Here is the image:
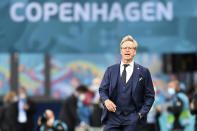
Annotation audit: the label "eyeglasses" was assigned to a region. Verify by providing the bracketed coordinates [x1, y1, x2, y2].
[121, 47, 136, 50]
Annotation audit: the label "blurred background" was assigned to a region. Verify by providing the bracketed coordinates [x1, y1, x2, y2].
[0, 0, 197, 131]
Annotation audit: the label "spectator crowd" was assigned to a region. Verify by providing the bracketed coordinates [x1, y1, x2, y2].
[0, 76, 197, 131]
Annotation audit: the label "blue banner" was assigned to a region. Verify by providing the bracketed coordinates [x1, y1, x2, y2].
[0, 0, 196, 53]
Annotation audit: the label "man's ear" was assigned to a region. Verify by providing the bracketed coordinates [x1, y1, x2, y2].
[134, 50, 136, 56]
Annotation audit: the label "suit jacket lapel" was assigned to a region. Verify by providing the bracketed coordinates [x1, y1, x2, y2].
[111, 63, 120, 92]
[132, 62, 140, 96]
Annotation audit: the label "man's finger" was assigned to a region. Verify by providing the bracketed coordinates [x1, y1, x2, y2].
[111, 103, 116, 111]
[109, 105, 114, 111]
[105, 100, 116, 112]
[107, 105, 112, 111]
[112, 106, 116, 112]
[108, 105, 114, 112]
[108, 107, 113, 112]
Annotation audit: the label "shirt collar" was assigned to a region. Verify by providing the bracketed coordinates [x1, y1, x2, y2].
[121, 60, 134, 68]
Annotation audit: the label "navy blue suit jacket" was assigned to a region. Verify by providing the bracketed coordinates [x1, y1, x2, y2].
[99, 62, 155, 124]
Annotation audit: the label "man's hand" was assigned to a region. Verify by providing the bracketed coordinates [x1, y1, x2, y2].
[138, 113, 143, 119]
[190, 101, 195, 109]
[46, 119, 54, 127]
[37, 117, 42, 126]
[104, 99, 116, 112]
[24, 104, 29, 110]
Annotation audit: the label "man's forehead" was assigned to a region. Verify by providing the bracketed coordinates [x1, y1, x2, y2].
[169, 82, 175, 86]
[121, 41, 134, 46]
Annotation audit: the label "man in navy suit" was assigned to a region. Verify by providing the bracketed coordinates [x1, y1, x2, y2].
[99, 35, 155, 131]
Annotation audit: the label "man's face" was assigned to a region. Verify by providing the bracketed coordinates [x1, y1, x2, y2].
[45, 110, 54, 119]
[18, 88, 27, 99]
[19, 88, 26, 95]
[168, 82, 175, 89]
[120, 41, 136, 61]
[168, 81, 176, 95]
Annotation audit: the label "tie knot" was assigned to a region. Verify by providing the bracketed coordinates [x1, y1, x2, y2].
[123, 64, 129, 69]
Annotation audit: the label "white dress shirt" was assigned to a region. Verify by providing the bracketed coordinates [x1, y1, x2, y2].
[18, 99, 27, 123]
[120, 60, 134, 83]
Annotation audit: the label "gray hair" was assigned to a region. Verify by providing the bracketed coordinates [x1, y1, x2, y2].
[120, 35, 138, 49]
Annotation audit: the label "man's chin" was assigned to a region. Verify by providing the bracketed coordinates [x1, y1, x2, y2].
[123, 57, 132, 61]
[125, 56, 132, 59]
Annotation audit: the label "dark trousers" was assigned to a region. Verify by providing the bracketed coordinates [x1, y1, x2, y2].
[104, 124, 139, 131]
[17, 123, 32, 131]
[103, 112, 140, 131]
[140, 123, 155, 131]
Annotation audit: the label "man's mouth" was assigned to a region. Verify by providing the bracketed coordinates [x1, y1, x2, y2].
[125, 54, 130, 56]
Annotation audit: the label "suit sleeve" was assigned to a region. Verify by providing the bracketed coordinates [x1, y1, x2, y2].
[59, 96, 80, 130]
[99, 67, 110, 104]
[139, 68, 155, 116]
[26, 99, 37, 114]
